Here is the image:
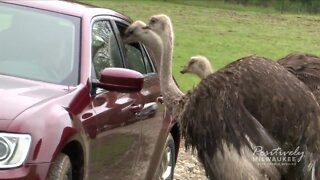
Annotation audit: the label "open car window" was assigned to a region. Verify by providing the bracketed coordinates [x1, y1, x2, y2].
[115, 22, 155, 75]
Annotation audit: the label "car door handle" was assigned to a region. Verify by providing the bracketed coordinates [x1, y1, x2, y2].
[130, 104, 143, 113]
[156, 96, 164, 104]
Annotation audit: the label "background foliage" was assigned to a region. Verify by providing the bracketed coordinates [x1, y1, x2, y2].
[222, 0, 320, 13]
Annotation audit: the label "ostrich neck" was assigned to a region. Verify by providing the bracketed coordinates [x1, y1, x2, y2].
[202, 66, 213, 79]
[160, 33, 184, 111]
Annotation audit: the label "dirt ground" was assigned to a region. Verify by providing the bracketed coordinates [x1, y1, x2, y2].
[173, 140, 207, 180]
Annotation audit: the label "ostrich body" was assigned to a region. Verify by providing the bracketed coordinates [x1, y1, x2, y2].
[181, 56, 320, 179]
[278, 52, 320, 103]
[124, 15, 320, 179]
[180, 55, 214, 79]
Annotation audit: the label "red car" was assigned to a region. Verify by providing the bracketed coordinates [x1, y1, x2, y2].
[0, 1, 180, 179]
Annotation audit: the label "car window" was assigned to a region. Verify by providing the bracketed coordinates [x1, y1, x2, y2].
[116, 23, 155, 75]
[142, 46, 154, 73]
[91, 20, 123, 79]
[0, 3, 80, 85]
[125, 44, 147, 74]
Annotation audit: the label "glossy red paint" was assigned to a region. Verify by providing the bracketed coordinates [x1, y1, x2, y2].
[97, 68, 144, 93]
[0, 1, 180, 180]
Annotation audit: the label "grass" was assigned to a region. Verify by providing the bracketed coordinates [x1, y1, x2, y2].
[81, 0, 320, 92]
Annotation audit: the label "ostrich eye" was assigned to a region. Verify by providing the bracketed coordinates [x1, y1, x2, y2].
[189, 59, 196, 66]
[150, 18, 157, 24]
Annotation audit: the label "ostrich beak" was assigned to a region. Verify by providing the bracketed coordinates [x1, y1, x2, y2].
[142, 25, 151, 29]
[180, 66, 188, 74]
[180, 70, 187, 74]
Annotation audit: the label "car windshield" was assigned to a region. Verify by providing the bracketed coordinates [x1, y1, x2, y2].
[0, 3, 80, 85]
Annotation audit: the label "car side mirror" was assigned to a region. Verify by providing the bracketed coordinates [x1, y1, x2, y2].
[93, 68, 144, 93]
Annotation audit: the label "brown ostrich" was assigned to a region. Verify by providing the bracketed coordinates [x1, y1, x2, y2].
[180, 55, 214, 79]
[277, 52, 320, 103]
[124, 15, 320, 179]
[181, 52, 320, 103]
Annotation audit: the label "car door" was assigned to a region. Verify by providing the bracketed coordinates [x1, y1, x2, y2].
[114, 21, 173, 179]
[84, 18, 143, 179]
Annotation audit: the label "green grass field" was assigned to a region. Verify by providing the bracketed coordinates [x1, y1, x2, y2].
[81, 0, 320, 92]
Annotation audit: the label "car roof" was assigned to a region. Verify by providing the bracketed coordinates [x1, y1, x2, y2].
[1, 0, 132, 23]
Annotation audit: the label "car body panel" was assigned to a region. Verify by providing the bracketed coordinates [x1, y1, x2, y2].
[0, 75, 68, 120]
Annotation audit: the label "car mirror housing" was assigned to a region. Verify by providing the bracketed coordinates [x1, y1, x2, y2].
[93, 68, 144, 93]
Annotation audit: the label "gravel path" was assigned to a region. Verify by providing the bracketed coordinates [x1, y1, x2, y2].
[174, 140, 208, 180]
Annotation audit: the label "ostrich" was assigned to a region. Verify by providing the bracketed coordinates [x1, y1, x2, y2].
[180, 55, 214, 79]
[277, 52, 320, 103]
[179, 53, 320, 100]
[124, 16, 320, 179]
[123, 18, 184, 107]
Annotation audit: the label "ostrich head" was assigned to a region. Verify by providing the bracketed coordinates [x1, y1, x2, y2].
[180, 55, 214, 79]
[122, 20, 163, 71]
[123, 20, 148, 44]
[146, 14, 173, 42]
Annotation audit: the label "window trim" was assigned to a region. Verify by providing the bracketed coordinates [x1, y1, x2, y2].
[140, 44, 156, 73]
[110, 19, 128, 68]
